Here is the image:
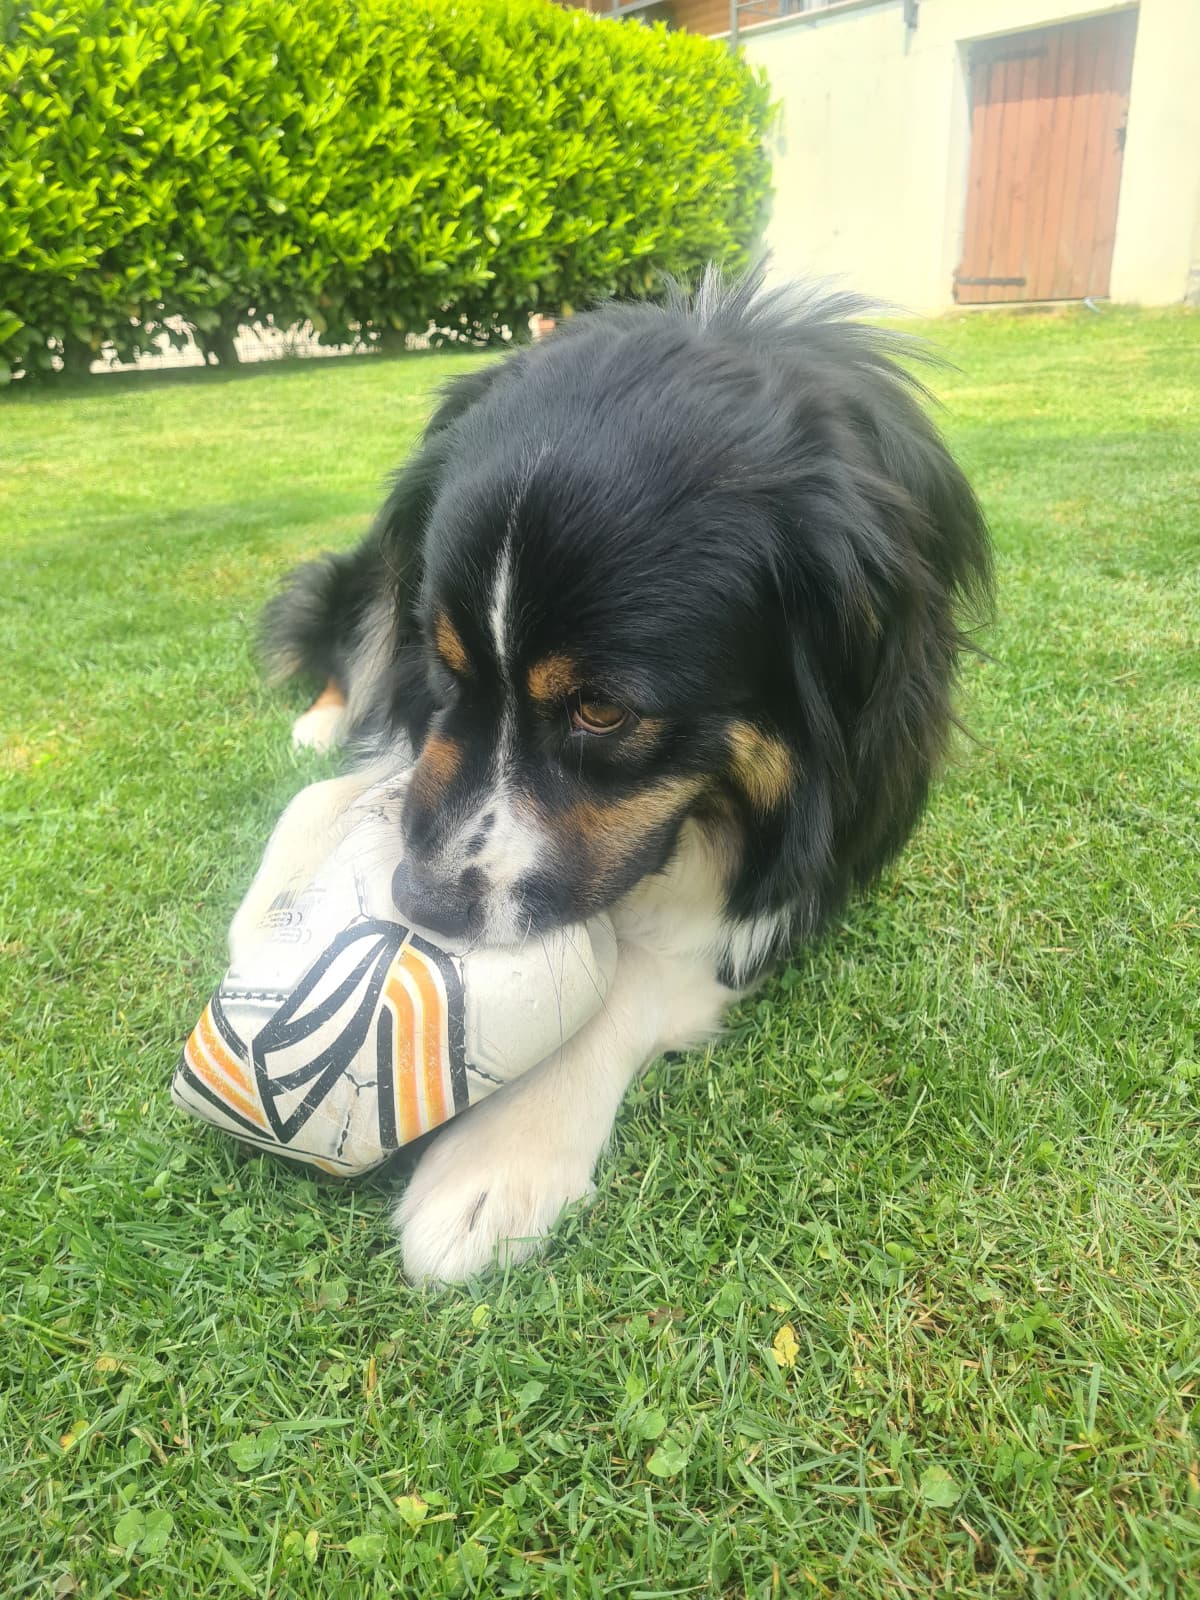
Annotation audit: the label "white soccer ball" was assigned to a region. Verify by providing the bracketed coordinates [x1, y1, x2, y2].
[173, 775, 615, 1175]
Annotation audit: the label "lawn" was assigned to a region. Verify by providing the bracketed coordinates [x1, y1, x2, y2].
[1, 306, 1198, 1599]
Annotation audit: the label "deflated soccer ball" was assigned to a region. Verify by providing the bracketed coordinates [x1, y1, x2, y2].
[173, 776, 616, 1175]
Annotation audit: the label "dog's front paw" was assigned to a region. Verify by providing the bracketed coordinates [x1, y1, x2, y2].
[394, 1092, 596, 1285]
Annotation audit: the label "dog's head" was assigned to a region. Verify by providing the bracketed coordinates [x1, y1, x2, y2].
[378, 274, 990, 957]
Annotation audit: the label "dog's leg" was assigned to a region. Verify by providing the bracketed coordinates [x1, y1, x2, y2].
[227, 770, 380, 962]
[290, 679, 347, 753]
[395, 936, 734, 1284]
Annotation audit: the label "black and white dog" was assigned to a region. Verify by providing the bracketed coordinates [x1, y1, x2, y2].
[248, 270, 991, 1283]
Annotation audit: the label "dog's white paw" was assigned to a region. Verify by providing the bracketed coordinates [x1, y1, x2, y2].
[290, 703, 343, 753]
[394, 1092, 596, 1285]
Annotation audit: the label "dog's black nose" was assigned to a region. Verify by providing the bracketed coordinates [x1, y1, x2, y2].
[391, 860, 483, 939]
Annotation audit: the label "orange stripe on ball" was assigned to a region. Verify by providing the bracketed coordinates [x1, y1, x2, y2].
[382, 966, 422, 1144]
[196, 1004, 253, 1093]
[399, 946, 449, 1129]
[188, 1007, 267, 1129]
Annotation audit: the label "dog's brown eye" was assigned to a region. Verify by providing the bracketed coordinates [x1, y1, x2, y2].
[569, 692, 628, 735]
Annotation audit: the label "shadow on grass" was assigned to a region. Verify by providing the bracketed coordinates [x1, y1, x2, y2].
[2, 340, 500, 403]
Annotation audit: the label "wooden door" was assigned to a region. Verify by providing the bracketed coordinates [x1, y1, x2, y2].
[955, 9, 1138, 304]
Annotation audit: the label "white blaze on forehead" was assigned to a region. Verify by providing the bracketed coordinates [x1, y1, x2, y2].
[485, 529, 520, 810]
[487, 534, 515, 679]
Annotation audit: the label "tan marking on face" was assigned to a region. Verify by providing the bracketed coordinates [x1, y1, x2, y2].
[434, 611, 470, 676]
[309, 679, 346, 712]
[727, 722, 793, 812]
[413, 732, 463, 806]
[526, 653, 579, 703]
[555, 775, 704, 884]
[693, 788, 746, 883]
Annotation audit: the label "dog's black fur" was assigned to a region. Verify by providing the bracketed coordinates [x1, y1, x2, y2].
[264, 270, 991, 983]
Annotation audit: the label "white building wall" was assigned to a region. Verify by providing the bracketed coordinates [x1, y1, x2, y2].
[1107, 0, 1200, 304]
[738, 0, 1200, 311]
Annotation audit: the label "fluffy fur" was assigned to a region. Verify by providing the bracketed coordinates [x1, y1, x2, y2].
[257, 269, 992, 1282]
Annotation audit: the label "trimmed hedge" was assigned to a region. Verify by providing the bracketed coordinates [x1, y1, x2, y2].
[0, 0, 772, 377]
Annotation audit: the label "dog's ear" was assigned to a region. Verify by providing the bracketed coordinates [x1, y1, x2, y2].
[733, 393, 991, 944]
[834, 401, 992, 881]
[260, 359, 517, 737]
[354, 359, 522, 741]
[374, 358, 514, 555]
[424, 360, 513, 438]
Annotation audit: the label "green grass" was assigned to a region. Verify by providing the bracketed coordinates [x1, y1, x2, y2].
[2, 307, 1198, 1598]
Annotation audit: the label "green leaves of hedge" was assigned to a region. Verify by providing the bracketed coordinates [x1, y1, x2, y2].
[0, 0, 772, 377]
